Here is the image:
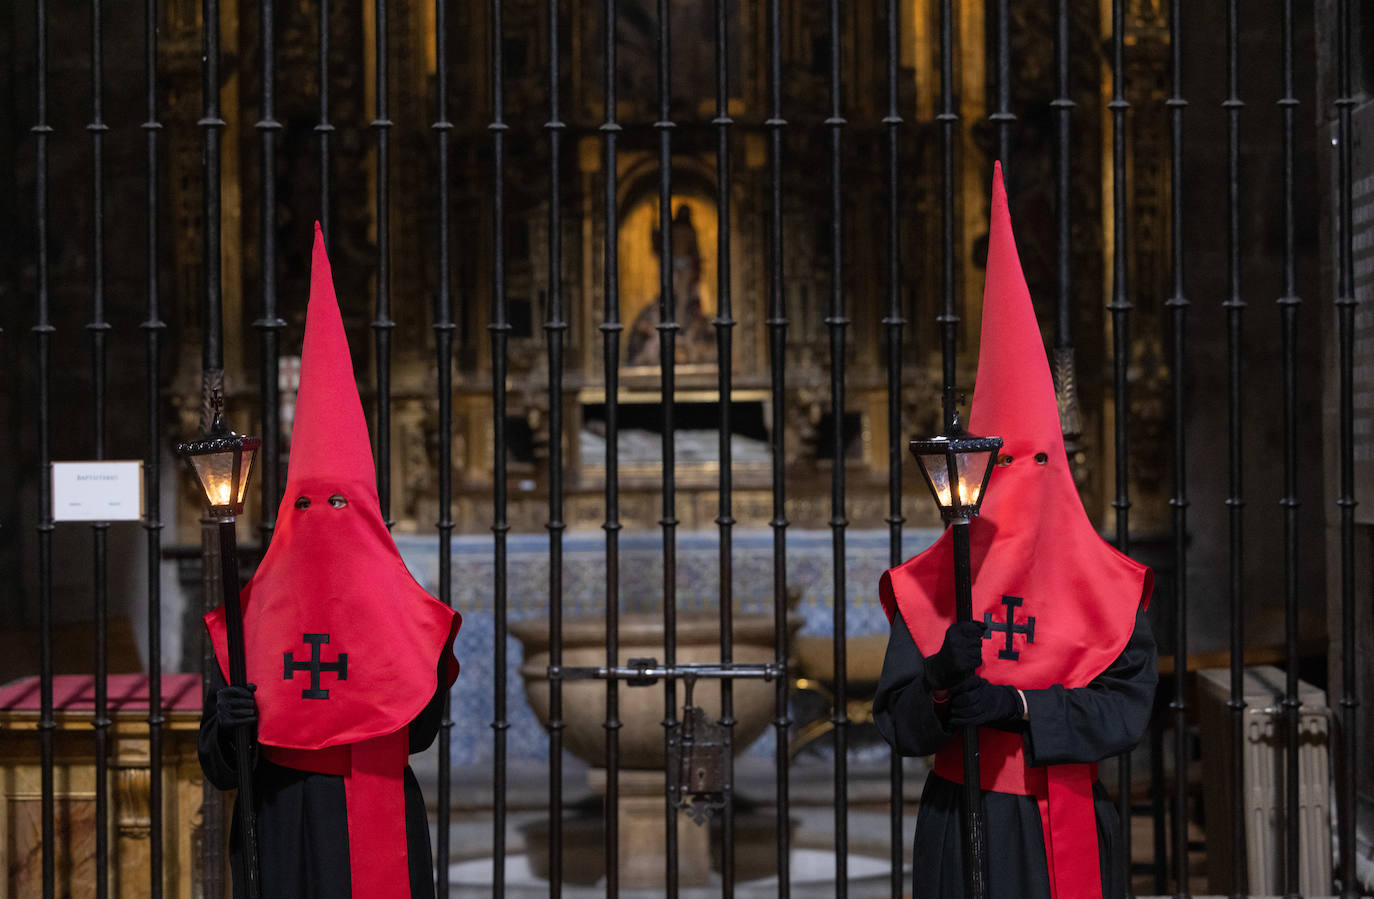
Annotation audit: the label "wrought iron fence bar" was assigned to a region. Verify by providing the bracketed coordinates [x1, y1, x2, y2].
[372, 0, 393, 528]
[317, 0, 332, 240]
[712, 0, 737, 891]
[1107, 2, 1134, 891]
[1149, 712, 1167, 892]
[1052, 0, 1072, 354]
[87, 1, 111, 894]
[432, 0, 454, 891]
[199, 0, 228, 891]
[764, 0, 790, 891]
[1222, 5, 1247, 895]
[882, 0, 905, 893]
[824, 0, 849, 892]
[544, 0, 567, 889]
[1276, 4, 1302, 896]
[1334, 2, 1359, 895]
[555, 664, 784, 682]
[489, 1, 510, 894]
[256, 0, 284, 549]
[201, 0, 224, 378]
[938, 0, 957, 422]
[32, 0, 55, 893]
[1146, 15, 1167, 884]
[991, 0, 1012, 177]
[600, 0, 623, 891]
[141, 0, 166, 889]
[653, 0, 680, 889]
[1164, 1, 1190, 894]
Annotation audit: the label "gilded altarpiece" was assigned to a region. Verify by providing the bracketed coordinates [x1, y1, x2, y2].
[157, 0, 1173, 543]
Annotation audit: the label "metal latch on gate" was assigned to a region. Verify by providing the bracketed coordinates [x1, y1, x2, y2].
[669, 675, 729, 825]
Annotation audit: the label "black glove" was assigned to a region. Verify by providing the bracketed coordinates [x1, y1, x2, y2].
[948, 675, 1023, 730]
[923, 621, 987, 691]
[214, 683, 258, 732]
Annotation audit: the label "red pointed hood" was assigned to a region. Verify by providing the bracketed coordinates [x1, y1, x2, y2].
[968, 163, 1066, 470]
[283, 224, 381, 511]
[206, 224, 459, 751]
[881, 164, 1151, 691]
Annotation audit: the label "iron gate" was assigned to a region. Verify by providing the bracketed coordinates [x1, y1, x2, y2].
[6, 0, 1369, 897]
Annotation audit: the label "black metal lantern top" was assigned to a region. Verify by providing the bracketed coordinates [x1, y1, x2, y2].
[909, 409, 1003, 524]
[177, 392, 261, 519]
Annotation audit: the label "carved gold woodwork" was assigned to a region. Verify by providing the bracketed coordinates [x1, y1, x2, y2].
[0, 688, 219, 899]
[155, 0, 1171, 540]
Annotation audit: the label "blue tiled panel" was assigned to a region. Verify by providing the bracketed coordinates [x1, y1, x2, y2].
[395, 528, 942, 764]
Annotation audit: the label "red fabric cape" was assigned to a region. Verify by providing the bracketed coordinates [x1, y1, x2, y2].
[880, 165, 1151, 899]
[206, 224, 459, 898]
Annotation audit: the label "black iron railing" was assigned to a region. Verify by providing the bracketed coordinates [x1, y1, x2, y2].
[1334, 3, 1361, 898]
[764, 5, 793, 898]
[32, 0, 55, 894]
[825, 1, 849, 894]
[1278, 4, 1303, 898]
[12, 2, 1367, 898]
[141, 0, 166, 891]
[1166, 2, 1192, 896]
[713, 0, 738, 892]
[1223, 5, 1247, 896]
[600, 4, 623, 896]
[433, 0, 456, 893]
[198, 0, 229, 894]
[87, 3, 111, 897]
[1107, 2, 1134, 890]
[882, 2, 905, 896]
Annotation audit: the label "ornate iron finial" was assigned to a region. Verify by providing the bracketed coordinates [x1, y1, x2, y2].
[209, 387, 226, 434]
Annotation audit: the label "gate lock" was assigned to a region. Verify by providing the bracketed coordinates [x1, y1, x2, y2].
[668, 675, 729, 825]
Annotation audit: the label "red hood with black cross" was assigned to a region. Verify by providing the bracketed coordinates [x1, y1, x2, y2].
[881, 162, 1151, 691]
[206, 223, 460, 751]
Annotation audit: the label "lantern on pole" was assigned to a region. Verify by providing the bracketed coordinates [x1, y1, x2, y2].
[179, 394, 260, 518]
[177, 390, 263, 899]
[909, 408, 1002, 525]
[910, 404, 1002, 899]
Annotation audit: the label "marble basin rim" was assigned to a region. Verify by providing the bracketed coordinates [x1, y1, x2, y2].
[511, 611, 797, 770]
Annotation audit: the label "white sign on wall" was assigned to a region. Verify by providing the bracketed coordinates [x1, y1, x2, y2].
[52, 461, 144, 522]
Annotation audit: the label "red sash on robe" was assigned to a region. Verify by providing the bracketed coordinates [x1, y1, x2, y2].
[264, 733, 412, 899]
[932, 732, 1101, 899]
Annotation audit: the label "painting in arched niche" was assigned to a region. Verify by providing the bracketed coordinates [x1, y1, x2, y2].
[619, 193, 720, 369]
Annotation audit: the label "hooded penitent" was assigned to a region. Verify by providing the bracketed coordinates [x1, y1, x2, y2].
[206, 224, 460, 899]
[880, 164, 1151, 899]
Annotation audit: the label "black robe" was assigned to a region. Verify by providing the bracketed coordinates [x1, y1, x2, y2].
[199, 659, 447, 899]
[873, 607, 1157, 899]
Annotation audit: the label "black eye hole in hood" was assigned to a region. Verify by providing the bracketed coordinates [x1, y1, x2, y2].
[329, 494, 348, 509]
[295, 496, 311, 509]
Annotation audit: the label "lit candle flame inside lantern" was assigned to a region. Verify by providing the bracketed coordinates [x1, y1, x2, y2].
[933, 478, 975, 507]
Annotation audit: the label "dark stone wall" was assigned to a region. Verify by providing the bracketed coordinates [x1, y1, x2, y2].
[1315, 0, 1374, 836]
[2, 0, 166, 665]
[1171, 1, 1329, 659]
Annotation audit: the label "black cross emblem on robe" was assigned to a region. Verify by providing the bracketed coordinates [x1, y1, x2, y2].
[283, 633, 348, 699]
[983, 595, 1035, 661]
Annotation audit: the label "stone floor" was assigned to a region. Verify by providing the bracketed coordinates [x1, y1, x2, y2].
[416, 751, 1227, 898]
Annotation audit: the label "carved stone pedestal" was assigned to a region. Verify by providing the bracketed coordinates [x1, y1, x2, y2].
[587, 767, 712, 889]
